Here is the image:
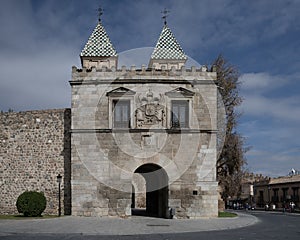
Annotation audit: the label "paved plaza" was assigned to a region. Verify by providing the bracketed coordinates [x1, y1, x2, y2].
[0, 212, 258, 236]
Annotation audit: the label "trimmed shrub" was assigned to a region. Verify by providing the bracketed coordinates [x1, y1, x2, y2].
[16, 191, 47, 217]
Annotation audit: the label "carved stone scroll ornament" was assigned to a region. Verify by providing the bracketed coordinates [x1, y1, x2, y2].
[135, 90, 165, 128]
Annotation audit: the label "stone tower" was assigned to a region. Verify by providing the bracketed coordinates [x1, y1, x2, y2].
[70, 17, 218, 218]
[149, 23, 187, 70]
[80, 19, 118, 69]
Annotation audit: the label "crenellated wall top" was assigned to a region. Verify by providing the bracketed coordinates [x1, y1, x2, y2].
[71, 65, 217, 83]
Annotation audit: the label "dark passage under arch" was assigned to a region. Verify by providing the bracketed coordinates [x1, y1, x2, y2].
[132, 163, 169, 218]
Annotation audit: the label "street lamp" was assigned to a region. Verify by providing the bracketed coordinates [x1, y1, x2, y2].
[268, 186, 271, 204]
[56, 174, 62, 217]
[249, 184, 254, 209]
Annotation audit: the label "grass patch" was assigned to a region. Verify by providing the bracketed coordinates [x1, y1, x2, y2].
[0, 215, 59, 220]
[218, 212, 237, 218]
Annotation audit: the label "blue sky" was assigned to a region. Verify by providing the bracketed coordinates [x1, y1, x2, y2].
[0, 0, 299, 177]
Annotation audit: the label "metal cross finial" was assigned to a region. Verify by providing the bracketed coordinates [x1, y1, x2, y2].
[98, 6, 104, 22]
[161, 8, 170, 25]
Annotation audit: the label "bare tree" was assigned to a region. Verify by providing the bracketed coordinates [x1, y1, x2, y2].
[213, 55, 247, 201]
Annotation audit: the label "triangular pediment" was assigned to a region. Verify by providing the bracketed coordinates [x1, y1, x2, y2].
[165, 87, 194, 97]
[106, 87, 136, 97]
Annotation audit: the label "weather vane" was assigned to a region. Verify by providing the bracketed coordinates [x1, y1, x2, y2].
[161, 8, 170, 25]
[98, 6, 104, 22]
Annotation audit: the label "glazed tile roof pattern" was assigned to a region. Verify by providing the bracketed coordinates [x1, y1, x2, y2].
[151, 25, 187, 60]
[80, 21, 117, 57]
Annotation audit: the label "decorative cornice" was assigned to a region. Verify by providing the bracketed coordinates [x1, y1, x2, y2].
[70, 128, 217, 134]
[69, 79, 217, 86]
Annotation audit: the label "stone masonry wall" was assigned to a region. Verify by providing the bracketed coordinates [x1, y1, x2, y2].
[71, 66, 218, 218]
[0, 109, 71, 215]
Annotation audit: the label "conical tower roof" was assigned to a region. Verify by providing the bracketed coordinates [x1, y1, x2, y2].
[151, 24, 187, 60]
[80, 21, 117, 57]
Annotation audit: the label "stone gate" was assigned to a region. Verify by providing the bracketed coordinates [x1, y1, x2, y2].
[70, 18, 218, 218]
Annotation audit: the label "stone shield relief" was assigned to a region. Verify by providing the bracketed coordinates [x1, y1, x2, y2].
[135, 89, 166, 129]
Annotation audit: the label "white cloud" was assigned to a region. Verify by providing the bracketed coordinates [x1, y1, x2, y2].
[241, 94, 300, 122]
[0, 49, 75, 111]
[240, 73, 277, 90]
[169, 0, 300, 50]
[246, 148, 300, 177]
[239, 71, 300, 176]
[240, 72, 292, 91]
[240, 72, 300, 122]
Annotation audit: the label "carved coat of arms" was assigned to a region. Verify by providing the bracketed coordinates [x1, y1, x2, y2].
[135, 90, 165, 128]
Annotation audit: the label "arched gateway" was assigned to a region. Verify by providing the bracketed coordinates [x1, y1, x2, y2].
[132, 164, 168, 218]
[70, 13, 219, 218]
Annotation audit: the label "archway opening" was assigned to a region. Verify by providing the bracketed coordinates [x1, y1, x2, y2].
[132, 163, 169, 218]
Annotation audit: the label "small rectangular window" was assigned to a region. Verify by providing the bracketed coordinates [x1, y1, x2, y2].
[113, 100, 130, 128]
[171, 100, 189, 128]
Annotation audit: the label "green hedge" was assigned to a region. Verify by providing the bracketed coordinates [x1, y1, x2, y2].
[16, 191, 47, 217]
[218, 211, 237, 217]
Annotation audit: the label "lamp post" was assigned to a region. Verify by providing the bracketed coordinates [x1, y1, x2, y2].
[56, 174, 62, 217]
[268, 185, 271, 205]
[250, 184, 254, 209]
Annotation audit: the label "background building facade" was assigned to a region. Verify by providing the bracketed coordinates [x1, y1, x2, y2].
[254, 174, 300, 209]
